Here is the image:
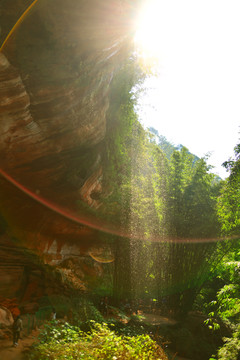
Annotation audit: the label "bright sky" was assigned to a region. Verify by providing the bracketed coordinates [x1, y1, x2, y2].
[135, 0, 240, 179]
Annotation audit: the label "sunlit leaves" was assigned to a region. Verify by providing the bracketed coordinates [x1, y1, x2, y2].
[27, 321, 168, 360]
[218, 142, 240, 236]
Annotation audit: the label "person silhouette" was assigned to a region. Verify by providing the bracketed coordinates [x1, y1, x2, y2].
[12, 315, 23, 347]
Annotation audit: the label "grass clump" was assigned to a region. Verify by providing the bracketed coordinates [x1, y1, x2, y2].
[27, 321, 167, 360]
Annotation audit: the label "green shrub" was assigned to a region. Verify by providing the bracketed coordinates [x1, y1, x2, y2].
[26, 321, 167, 360]
[217, 324, 240, 360]
[72, 298, 104, 325]
[37, 321, 82, 344]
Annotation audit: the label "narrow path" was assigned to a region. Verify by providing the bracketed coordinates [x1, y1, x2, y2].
[167, 350, 191, 360]
[142, 312, 178, 326]
[141, 313, 191, 360]
[0, 329, 39, 360]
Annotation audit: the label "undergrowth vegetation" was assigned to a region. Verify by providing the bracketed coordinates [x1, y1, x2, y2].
[27, 321, 168, 360]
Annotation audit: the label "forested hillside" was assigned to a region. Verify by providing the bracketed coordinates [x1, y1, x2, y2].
[148, 126, 200, 162]
[101, 56, 220, 241]
[96, 55, 240, 359]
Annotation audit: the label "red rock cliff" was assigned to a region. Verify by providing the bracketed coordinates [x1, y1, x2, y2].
[0, 0, 139, 306]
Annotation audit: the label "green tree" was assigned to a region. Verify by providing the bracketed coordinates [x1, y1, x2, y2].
[217, 142, 240, 236]
[182, 158, 220, 239]
[201, 240, 240, 360]
[167, 147, 195, 237]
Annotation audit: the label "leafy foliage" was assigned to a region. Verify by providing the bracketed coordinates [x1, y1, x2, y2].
[199, 141, 240, 359]
[217, 142, 240, 235]
[102, 56, 222, 310]
[27, 321, 167, 360]
[194, 238, 240, 359]
[217, 324, 240, 360]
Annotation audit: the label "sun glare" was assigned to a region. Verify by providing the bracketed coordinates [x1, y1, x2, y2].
[134, 0, 166, 61]
[134, 0, 240, 179]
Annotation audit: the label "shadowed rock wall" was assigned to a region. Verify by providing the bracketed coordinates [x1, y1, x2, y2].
[0, 0, 139, 305]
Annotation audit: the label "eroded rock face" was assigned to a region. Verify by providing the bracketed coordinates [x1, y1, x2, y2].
[0, 0, 133, 203]
[0, 306, 14, 327]
[0, 0, 137, 306]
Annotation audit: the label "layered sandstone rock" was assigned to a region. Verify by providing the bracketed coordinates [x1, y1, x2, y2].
[0, 0, 137, 306]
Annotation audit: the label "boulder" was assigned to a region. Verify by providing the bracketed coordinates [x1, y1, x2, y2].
[0, 306, 13, 327]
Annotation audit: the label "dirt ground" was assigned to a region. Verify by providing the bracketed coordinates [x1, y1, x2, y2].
[0, 329, 39, 360]
[142, 312, 178, 326]
[141, 313, 190, 360]
[167, 350, 191, 360]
